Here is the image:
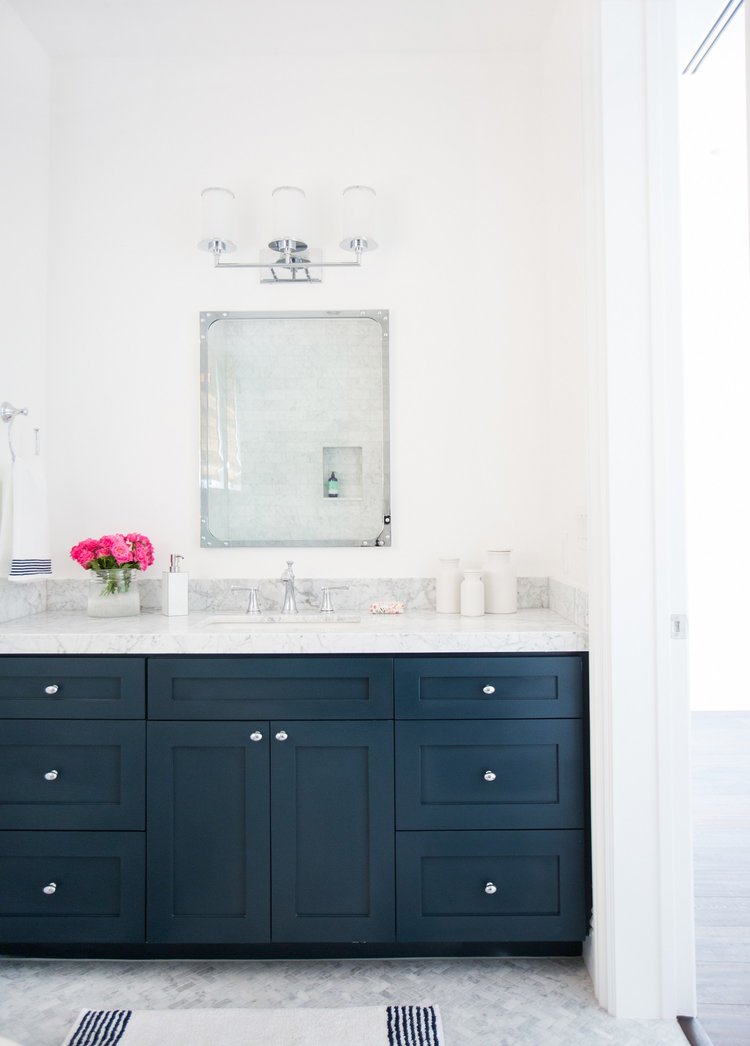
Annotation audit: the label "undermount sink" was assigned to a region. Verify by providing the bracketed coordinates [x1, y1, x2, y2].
[200, 613, 361, 628]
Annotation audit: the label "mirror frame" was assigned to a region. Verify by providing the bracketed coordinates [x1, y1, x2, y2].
[200, 309, 391, 548]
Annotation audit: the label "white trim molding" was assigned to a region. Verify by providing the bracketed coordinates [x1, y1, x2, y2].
[585, 0, 695, 1019]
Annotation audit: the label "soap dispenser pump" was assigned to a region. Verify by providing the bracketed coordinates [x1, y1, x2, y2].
[162, 554, 189, 616]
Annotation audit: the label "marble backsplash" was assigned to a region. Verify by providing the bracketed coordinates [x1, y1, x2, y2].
[44, 575, 550, 614]
[0, 580, 46, 624]
[0, 574, 586, 625]
[549, 578, 589, 630]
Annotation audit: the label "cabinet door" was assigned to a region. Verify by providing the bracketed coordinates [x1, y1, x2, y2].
[148, 657, 393, 720]
[147, 722, 270, 943]
[271, 721, 394, 942]
[396, 830, 587, 942]
[0, 831, 144, 943]
[0, 720, 145, 830]
[0, 657, 145, 719]
[395, 719, 584, 830]
[395, 656, 584, 719]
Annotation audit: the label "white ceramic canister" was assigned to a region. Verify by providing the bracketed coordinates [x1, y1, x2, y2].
[436, 557, 461, 613]
[460, 569, 485, 617]
[484, 549, 517, 614]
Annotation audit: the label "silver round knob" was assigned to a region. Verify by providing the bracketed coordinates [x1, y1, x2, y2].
[483, 770, 496, 782]
[275, 731, 288, 742]
[485, 882, 497, 895]
[249, 731, 263, 742]
[43, 882, 57, 895]
[44, 770, 59, 781]
[482, 685, 496, 695]
[44, 684, 59, 695]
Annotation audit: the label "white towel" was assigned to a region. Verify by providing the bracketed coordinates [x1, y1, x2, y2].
[7, 455, 52, 580]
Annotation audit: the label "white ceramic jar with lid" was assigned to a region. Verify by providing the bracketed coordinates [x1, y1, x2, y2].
[483, 549, 517, 614]
[460, 569, 485, 617]
[436, 557, 461, 613]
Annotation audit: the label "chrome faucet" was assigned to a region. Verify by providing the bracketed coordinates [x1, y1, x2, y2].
[281, 560, 298, 614]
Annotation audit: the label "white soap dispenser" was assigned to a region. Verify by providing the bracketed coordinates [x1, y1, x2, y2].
[162, 554, 189, 616]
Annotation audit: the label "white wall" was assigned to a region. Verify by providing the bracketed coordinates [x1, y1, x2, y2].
[0, 0, 49, 572]
[538, 1, 590, 589]
[44, 42, 588, 581]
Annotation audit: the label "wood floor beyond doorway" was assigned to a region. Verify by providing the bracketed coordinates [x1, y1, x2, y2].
[692, 711, 750, 1046]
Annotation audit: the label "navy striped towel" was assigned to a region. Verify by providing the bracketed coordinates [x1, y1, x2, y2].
[7, 455, 52, 580]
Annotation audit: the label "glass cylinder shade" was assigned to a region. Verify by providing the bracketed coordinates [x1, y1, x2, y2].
[341, 185, 377, 251]
[269, 186, 308, 251]
[198, 187, 237, 252]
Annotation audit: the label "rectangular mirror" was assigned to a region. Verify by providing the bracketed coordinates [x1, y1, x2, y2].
[200, 310, 391, 547]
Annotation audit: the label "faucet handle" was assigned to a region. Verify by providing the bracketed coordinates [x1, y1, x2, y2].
[230, 585, 262, 614]
[320, 585, 349, 613]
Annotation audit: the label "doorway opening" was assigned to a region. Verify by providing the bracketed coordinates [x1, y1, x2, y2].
[680, 3, 750, 1042]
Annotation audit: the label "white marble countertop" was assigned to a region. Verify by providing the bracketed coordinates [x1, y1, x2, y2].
[0, 608, 587, 655]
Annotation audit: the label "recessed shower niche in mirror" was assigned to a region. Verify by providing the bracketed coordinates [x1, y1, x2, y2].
[200, 310, 390, 547]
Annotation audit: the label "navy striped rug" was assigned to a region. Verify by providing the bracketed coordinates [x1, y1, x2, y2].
[62, 1005, 443, 1045]
[66, 1009, 131, 1045]
[387, 1005, 441, 1044]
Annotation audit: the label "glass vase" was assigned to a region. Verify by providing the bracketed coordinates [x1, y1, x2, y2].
[87, 568, 141, 618]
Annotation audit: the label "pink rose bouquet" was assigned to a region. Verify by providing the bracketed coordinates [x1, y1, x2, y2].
[70, 532, 155, 595]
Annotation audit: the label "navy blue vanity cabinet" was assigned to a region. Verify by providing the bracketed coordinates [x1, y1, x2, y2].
[147, 719, 393, 944]
[0, 651, 588, 952]
[394, 654, 588, 943]
[0, 656, 147, 943]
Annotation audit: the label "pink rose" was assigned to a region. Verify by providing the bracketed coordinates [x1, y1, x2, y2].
[70, 531, 154, 574]
[127, 533, 154, 570]
[110, 535, 134, 565]
[70, 538, 97, 568]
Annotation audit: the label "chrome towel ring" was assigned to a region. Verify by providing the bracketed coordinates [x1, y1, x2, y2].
[1, 402, 29, 463]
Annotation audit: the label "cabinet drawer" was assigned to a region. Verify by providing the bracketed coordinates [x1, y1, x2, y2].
[0, 831, 145, 942]
[396, 720, 584, 830]
[0, 721, 144, 830]
[148, 657, 393, 719]
[0, 657, 145, 719]
[396, 830, 587, 941]
[395, 656, 583, 719]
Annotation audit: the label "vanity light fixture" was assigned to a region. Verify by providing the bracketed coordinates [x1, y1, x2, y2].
[198, 184, 378, 284]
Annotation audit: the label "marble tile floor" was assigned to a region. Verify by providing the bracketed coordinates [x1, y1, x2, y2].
[0, 956, 687, 1046]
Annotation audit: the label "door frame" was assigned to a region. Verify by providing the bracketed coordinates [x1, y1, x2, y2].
[583, 0, 696, 1018]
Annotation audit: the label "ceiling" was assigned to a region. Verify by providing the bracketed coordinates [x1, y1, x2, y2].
[7, 0, 558, 58]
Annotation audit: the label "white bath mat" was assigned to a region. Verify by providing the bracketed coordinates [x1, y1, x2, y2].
[61, 1004, 444, 1045]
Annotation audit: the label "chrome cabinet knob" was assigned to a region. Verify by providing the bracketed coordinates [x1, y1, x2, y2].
[482, 685, 495, 695]
[43, 882, 57, 895]
[44, 684, 59, 695]
[275, 731, 288, 742]
[44, 770, 59, 781]
[483, 770, 496, 782]
[485, 882, 497, 895]
[249, 731, 263, 742]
